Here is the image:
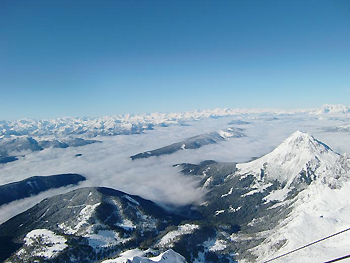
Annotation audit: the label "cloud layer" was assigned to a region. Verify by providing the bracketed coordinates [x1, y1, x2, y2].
[1, 113, 350, 223]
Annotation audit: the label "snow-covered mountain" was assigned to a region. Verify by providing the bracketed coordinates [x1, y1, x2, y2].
[1, 130, 350, 263]
[237, 130, 349, 190]
[323, 123, 350, 133]
[131, 128, 245, 160]
[2, 105, 343, 138]
[310, 104, 350, 115]
[0, 187, 186, 263]
[177, 131, 350, 262]
[0, 137, 42, 157]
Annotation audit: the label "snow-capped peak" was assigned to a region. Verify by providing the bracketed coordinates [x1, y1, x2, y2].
[236, 131, 348, 188]
[310, 104, 350, 115]
[217, 127, 245, 140]
[281, 130, 331, 153]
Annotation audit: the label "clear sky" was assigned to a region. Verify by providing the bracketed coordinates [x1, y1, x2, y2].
[1, 0, 350, 120]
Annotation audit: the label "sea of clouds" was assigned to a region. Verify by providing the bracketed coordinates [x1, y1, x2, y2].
[1, 112, 350, 223]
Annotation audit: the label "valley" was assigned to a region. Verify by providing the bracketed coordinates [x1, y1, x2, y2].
[1, 105, 350, 262]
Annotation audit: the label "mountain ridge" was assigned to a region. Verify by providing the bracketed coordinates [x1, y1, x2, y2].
[0, 187, 189, 263]
[1, 104, 348, 138]
[236, 130, 345, 189]
[1, 131, 350, 262]
[131, 128, 245, 160]
[0, 173, 86, 207]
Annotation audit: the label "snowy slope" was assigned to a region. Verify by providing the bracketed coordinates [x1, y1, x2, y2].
[0, 187, 184, 263]
[236, 131, 349, 190]
[16, 229, 67, 259]
[179, 131, 350, 262]
[252, 180, 350, 262]
[2, 123, 350, 263]
[102, 249, 187, 263]
[232, 131, 350, 262]
[157, 224, 199, 247]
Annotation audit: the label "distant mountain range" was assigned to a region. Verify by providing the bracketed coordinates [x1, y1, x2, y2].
[323, 123, 350, 133]
[1, 131, 350, 262]
[1, 104, 349, 138]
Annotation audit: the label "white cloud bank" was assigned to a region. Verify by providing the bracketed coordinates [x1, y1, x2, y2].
[1, 110, 350, 223]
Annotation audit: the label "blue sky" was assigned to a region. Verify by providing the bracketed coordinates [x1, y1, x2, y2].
[1, 0, 350, 120]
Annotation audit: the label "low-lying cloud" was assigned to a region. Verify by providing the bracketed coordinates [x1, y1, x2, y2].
[1, 113, 350, 223]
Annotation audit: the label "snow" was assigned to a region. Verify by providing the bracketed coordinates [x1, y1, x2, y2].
[86, 230, 130, 249]
[232, 130, 350, 262]
[108, 199, 137, 230]
[1, 105, 333, 138]
[241, 182, 273, 197]
[147, 249, 187, 263]
[204, 239, 227, 252]
[59, 202, 100, 234]
[101, 248, 147, 263]
[221, 187, 233, 197]
[215, 210, 225, 216]
[73, 202, 100, 232]
[203, 177, 213, 188]
[218, 127, 245, 140]
[157, 224, 200, 247]
[122, 194, 140, 205]
[19, 229, 67, 259]
[229, 206, 241, 213]
[101, 249, 187, 263]
[181, 144, 186, 150]
[236, 131, 346, 188]
[218, 130, 235, 139]
[2, 106, 350, 263]
[116, 218, 136, 230]
[310, 104, 350, 115]
[254, 180, 350, 262]
[264, 187, 290, 202]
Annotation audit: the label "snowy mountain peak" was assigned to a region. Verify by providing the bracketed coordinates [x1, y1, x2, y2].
[282, 130, 331, 154]
[311, 104, 350, 114]
[286, 129, 312, 141]
[236, 131, 346, 188]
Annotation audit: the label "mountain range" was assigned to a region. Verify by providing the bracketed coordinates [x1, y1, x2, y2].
[1, 104, 348, 138]
[1, 130, 350, 262]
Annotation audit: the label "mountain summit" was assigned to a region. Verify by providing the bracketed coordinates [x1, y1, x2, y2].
[237, 130, 347, 188]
